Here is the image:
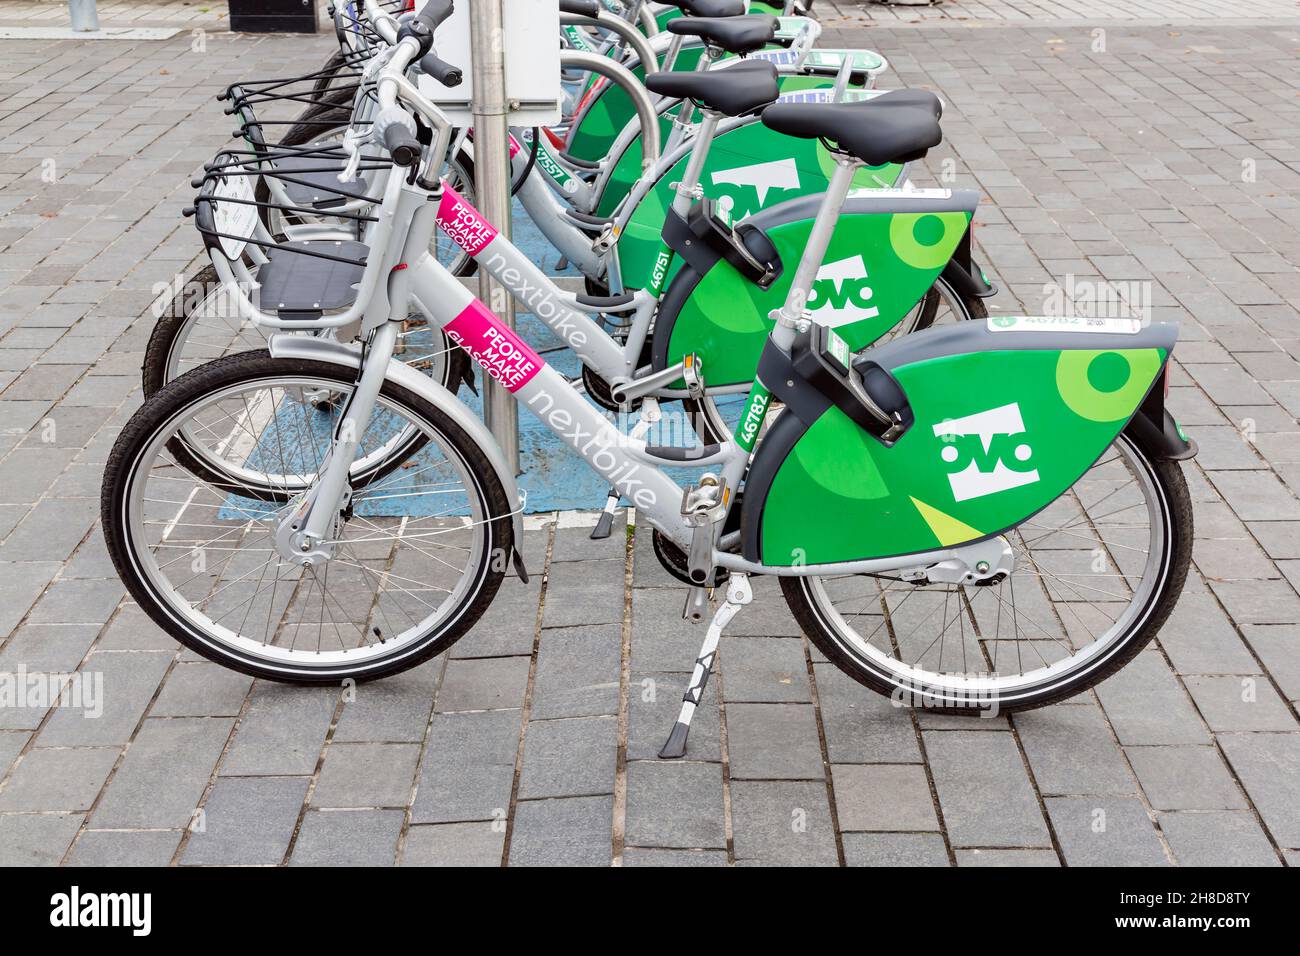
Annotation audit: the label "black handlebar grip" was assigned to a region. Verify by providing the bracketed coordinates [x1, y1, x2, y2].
[559, 0, 602, 17]
[383, 122, 422, 167]
[418, 52, 463, 87]
[415, 0, 454, 31]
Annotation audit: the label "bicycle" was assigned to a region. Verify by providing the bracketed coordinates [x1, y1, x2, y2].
[144, 2, 989, 444]
[103, 1, 1196, 759]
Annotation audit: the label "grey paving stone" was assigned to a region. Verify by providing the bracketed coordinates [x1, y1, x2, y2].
[719, 635, 810, 703]
[729, 780, 837, 866]
[411, 709, 520, 824]
[0, 560, 59, 635]
[1246, 522, 1300, 560]
[530, 624, 621, 720]
[66, 829, 182, 867]
[541, 558, 625, 628]
[0, 811, 83, 866]
[814, 663, 921, 763]
[92, 717, 234, 829]
[0, 500, 96, 562]
[0, 446, 76, 503]
[1218, 733, 1300, 846]
[842, 832, 949, 867]
[312, 742, 420, 809]
[95, 603, 176, 651]
[1184, 674, 1297, 732]
[182, 775, 309, 866]
[1094, 651, 1212, 745]
[832, 763, 939, 833]
[1126, 745, 1247, 811]
[219, 683, 338, 776]
[37, 650, 171, 747]
[725, 703, 825, 780]
[551, 516, 627, 563]
[631, 528, 679, 589]
[25, 577, 123, 625]
[626, 670, 720, 762]
[923, 731, 1051, 849]
[0, 732, 26, 779]
[1045, 797, 1169, 867]
[1240, 625, 1300, 702]
[1013, 705, 1136, 796]
[0, 622, 99, 672]
[0, 746, 118, 812]
[1208, 577, 1300, 625]
[61, 530, 119, 579]
[150, 661, 253, 718]
[1207, 471, 1300, 523]
[725, 575, 804, 637]
[435, 655, 530, 713]
[519, 714, 617, 799]
[402, 821, 504, 866]
[289, 809, 404, 866]
[1158, 589, 1261, 675]
[622, 847, 727, 866]
[331, 659, 438, 743]
[956, 848, 1060, 867]
[1158, 811, 1281, 867]
[452, 579, 541, 658]
[508, 795, 613, 867]
[625, 760, 725, 849]
[629, 588, 708, 673]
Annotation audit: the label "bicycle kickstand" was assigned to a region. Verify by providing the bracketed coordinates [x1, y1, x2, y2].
[659, 572, 752, 759]
[592, 397, 661, 540]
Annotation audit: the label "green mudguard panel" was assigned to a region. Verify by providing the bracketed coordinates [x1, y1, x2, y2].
[744, 320, 1176, 567]
[609, 95, 904, 284]
[653, 193, 976, 388]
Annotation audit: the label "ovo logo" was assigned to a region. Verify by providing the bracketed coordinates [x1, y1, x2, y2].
[932, 403, 1039, 502]
[805, 255, 879, 327]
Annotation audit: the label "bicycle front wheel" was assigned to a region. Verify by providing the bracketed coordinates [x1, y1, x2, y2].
[104, 351, 513, 683]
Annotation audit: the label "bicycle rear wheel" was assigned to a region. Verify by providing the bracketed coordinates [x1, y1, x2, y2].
[781, 432, 1192, 713]
[104, 351, 513, 683]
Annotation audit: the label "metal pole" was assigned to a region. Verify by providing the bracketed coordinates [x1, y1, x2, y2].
[69, 0, 99, 32]
[469, 0, 519, 473]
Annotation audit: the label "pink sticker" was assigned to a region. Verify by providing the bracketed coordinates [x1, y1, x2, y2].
[508, 134, 521, 158]
[436, 184, 499, 256]
[445, 299, 544, 393]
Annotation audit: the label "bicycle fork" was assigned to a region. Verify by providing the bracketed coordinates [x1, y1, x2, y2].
[275, 321, 399, 566]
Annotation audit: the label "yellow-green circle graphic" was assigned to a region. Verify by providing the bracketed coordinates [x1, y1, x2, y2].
[889, 212, 959, 270]
[1055, 349, 1162, 423]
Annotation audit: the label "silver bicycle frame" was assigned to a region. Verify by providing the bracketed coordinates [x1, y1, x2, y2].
[278, 45, 967, 577]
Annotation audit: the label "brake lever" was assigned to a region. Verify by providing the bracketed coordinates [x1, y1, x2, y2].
[338, 127, 367, 184]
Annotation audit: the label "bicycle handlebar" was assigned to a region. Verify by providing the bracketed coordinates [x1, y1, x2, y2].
[414, 0, 455, 33]
[382, 118, 422, 167]
[418, 51, 462, 87]
[559, 0, 602, 16]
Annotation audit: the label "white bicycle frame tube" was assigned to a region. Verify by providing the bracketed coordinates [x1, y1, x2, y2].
[280, 6, 971, 577]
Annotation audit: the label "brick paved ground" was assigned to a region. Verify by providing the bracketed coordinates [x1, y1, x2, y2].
[0, 3, 1298, 865]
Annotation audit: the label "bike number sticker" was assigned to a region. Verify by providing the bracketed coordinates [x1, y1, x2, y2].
[445, 299, 544, 393]
[987, 315, 1142, 334]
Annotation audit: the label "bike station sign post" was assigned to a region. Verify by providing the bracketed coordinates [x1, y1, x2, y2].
[420, 0, 563, 472]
